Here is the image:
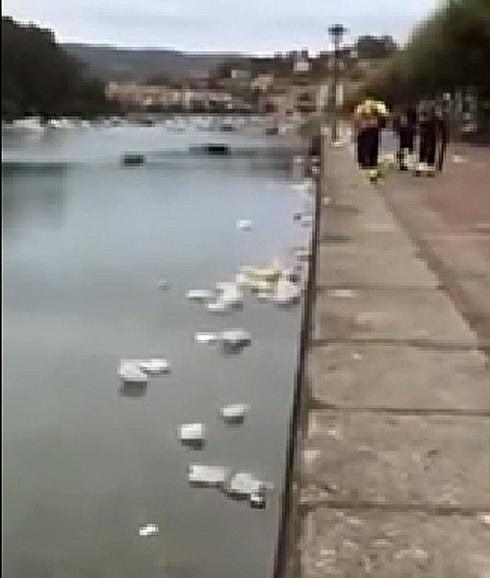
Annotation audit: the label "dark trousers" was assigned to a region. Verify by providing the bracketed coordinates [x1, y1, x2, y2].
[397, 128, 415, 166]
[419, 129, 437, 166]
[357, 128, 379, 169]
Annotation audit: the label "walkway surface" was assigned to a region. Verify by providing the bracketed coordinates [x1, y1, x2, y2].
[294, 140, 490, 577]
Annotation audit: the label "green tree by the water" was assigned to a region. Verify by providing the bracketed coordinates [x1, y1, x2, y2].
[2, 16, 113, 119]
[358, 0, 490, 105]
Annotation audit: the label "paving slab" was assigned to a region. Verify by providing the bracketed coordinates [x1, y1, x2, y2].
[300, 508, 490, 578]
[309, 344, 490, 410]
[313, 287, 477, 345]
[317, 244, 438, 288]
[302, 411, 490, 507]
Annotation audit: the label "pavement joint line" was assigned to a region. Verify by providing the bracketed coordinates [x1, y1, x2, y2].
[311, 337, 485, 351]
[307, 399, 490, 417]
[316, 283, 443, 292]
[297, 500, 490, 517]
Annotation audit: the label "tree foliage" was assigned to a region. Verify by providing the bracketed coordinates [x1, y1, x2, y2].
[2, 16, 112, 118]
[358, 0, 490, 105]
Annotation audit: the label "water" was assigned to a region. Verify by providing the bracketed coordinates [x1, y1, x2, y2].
[2, 123, 310, 578]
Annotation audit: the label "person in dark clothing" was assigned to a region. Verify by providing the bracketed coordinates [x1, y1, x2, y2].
[416, 102, 438, 176]
[354, 100, 388, 181]
[393, 107, 417, 170]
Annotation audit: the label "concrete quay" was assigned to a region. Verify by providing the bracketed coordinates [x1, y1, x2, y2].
[281, 140, 490, 578]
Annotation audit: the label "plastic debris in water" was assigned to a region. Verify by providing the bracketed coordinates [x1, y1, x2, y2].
[138, 523, 159, 537]
[188, 464, 229, 487]
[220, 403, 250, 423]
[179, 423, 206, 445]
[194, 332, 218, 345]
[216, 282, 244, 308]
[138, 359, 171, 375]
[118, 360, 148, 384]
[158, 279, 170, 290]
[219, 329, 251, 350]
[186, 289, 215, 302]
[207, 300, 231, 313]
[273, 278, 300, 306]
[236, 219, 253, 231]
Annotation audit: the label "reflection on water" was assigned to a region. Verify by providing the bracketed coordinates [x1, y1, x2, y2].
[119, 381, 149, 399]
[2, 163, 67, 237]
[2, 126, 307, 578]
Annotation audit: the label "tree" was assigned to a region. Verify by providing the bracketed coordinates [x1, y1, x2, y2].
[2, 16, 113, 118]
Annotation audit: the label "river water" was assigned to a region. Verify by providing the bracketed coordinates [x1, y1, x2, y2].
[2, 122, 310, 578]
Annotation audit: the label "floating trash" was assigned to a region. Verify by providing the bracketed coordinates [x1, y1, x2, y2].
[300, 215, 313, 228]
[138, 523, 159, 537]
[273, 278, 300, 306]
[179, 423, 206, 446]
[207, 300, 231, 313]
[158, 279, 170, 290]
[188, 464, 229, 487]
[186, 289, 215, 302]
[220, 403, 250, 424]
[222, 472, 272, 508]
[138, 359, 171, 375]
[118, 360, 148, 384]
[194, 332, 218, 345]
[236, 219, 253, 231]
[216, 282, 244, 308]
[219, 329, 251, 350]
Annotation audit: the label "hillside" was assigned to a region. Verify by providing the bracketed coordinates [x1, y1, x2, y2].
[63, 44, 247, 82]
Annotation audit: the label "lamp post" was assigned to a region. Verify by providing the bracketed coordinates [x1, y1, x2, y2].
[328, 23, 347, 142]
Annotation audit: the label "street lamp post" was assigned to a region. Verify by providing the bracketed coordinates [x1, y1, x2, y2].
[328, 23, 347, 143]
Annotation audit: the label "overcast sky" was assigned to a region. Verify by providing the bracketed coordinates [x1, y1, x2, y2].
[3, 0, 440, 53]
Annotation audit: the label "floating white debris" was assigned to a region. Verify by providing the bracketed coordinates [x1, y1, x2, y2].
[235, 272, 252, 288]
[224, 472, 265, 497]
[138, 358, 171, 375]
[138, 523, 159, 537]
[188, 464, 229, 487]
[220, 404, 250, 423]
[294, 248, 310, 262]
[207, 300, 231, 313]
[179, 423, 206, 444]
[219, 329, 251, 350]
[186, 289, 214, 302]
[194, 332, 218, 344]
[273, 279, 301, 306]
[223, 472, 272, 508]
[236, 219, 253, 231]
[118, 360, 148, 383]
[216, 282, 243, 308]
[158, 279, 170, 290]
[300, 215, 313, 228]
